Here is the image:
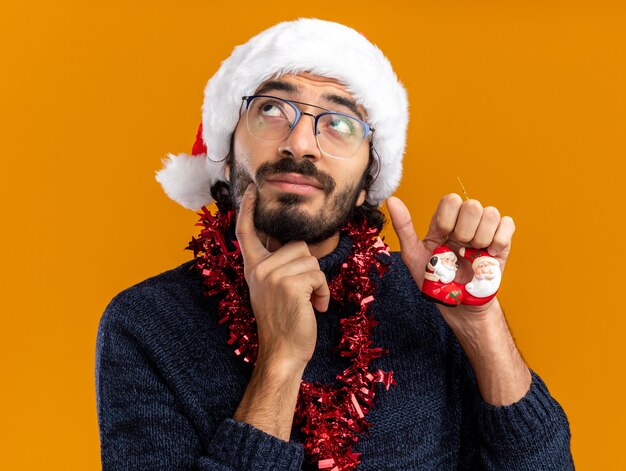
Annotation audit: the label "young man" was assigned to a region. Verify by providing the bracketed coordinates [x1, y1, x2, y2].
[96, 19, 574, 470]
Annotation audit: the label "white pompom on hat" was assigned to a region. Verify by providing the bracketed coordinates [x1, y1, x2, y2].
[156, 18, 409, 210]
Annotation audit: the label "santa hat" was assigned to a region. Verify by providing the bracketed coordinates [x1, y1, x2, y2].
[458, 247, 497, 268]
[432, 245, 455, 257]
[155, 18, 409, 210]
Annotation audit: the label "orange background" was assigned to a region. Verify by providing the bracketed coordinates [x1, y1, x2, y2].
[1, 1, 624, 469]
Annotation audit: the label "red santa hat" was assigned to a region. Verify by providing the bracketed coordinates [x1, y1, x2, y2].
[458, 247, 497, 268]
[432, 245, 455, 257]
[155, 18, 409, 210]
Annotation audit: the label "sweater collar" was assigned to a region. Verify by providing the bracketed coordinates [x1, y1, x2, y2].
[318, 233, 353, 280]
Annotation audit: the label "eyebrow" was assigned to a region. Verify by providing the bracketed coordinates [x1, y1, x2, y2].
[255, 80, 298, 96]
[322, 94, 364, 121]
[254, 80, 365, 121]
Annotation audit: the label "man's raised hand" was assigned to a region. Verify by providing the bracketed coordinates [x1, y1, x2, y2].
[235, 184, 330, 369]
[386, 194, 515, 314]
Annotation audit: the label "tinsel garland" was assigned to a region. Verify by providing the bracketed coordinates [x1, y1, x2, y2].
[187, 207, 396, 471]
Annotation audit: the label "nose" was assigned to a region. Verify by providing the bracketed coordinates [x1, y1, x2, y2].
[279, 112, 321, 161]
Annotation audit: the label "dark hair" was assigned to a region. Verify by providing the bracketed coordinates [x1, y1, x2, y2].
[210, 137, 386, 231]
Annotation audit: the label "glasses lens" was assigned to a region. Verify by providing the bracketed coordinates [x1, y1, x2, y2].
[246, 97, 296, 141]
[316, 113, 366, 159]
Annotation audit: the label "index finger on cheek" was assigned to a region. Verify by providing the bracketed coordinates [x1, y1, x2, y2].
[235, 184, 266, 265]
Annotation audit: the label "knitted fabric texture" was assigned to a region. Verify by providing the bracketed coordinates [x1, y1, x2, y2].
[96, 238, 575, 470]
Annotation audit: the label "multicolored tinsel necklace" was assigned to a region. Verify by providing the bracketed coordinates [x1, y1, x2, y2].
[188, 207, 396, 471]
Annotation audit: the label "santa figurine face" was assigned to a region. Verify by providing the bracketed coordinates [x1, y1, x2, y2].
[474, 259, 497, 278]
[433, 251, 458, 284]
[440, 253, 458, 269]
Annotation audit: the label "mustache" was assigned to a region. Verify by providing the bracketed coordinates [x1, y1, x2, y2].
[255, 158, 336, 195]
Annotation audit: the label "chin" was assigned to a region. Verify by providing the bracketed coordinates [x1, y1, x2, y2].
[253, 197, 347, 246]
[275, 192, 309, 205]
[261, 189, 321, 213]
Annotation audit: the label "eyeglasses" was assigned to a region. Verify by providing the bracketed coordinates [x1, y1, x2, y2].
[241, 95, 374, 159]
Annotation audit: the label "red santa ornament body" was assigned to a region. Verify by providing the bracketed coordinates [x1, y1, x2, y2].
[421, 245, 502, 307]
[421, 245, 464, 306]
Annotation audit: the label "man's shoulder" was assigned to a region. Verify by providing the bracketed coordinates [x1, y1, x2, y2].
[95, 260, 231, 394]
[100, 260, 202, 331]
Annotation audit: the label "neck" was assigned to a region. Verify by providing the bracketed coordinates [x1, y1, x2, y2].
[259, 231, 341, 258]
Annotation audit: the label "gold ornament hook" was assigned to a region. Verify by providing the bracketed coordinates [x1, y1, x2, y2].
[457, 176, 470, 201]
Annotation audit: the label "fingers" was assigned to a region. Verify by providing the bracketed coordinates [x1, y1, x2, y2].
[488, 216, 515, 256]
[386, 196, 422, 268]
[265, 255, 321, 282]
[261, 254, 329, 311]
[305, 271, 331, 313]
[424, 193, 463, 242]
[423, 194, 513, 260]
[472, 206, 501, 249]
[451, 199, 482, 243]
[253, 241, 312, 277]
[235, 183, 268, 266]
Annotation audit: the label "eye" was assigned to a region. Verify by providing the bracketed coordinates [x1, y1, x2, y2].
[252, 98, 290, 120]
[330, 116, 353, 134]
[259, 101, 283, 117]
[321, 114, 357, 137]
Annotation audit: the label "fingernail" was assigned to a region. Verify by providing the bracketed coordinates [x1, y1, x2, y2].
[487, 247, 497, 256]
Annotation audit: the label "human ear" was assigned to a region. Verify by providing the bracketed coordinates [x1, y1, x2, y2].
[355, 189, 366, 207]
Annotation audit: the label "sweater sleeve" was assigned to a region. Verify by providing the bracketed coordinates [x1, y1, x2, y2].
[95, 295, 304, 471]
[456, 346, 575, 470]
[475, 369, 575, 470]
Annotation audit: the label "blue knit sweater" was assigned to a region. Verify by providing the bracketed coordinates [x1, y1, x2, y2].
[96, 235, 574, 470]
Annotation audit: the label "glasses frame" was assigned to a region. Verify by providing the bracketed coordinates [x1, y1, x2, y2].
[241, 94, 375, 159]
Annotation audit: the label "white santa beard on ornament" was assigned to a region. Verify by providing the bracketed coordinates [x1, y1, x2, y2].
[465, 270, 501, 297]
[435, 265, 456, 283]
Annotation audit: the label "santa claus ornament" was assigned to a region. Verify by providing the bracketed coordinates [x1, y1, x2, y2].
[421, 178, 503, 307]
[421, 179, 504, 306]
[421, 245, 501, 307]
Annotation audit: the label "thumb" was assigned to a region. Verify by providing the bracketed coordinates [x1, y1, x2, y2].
[386, 196, 425, 273]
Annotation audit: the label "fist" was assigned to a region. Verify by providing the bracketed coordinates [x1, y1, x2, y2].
[387, 194, 515, 314]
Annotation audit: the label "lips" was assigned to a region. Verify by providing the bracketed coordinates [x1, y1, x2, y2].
[265, 173, 323, 190]
[255, 158, 336, 196]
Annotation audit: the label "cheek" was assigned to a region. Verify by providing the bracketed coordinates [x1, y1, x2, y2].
[233, 123, 257, 167]
[335, 159, 369, 191]
[234, 133, 284, 182]
[232, 143, 257, 180]
[238, 156, 255, 180]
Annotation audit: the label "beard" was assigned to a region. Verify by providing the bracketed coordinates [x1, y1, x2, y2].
[434, 262, 457, 284]
[229, 156, 367, 245]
